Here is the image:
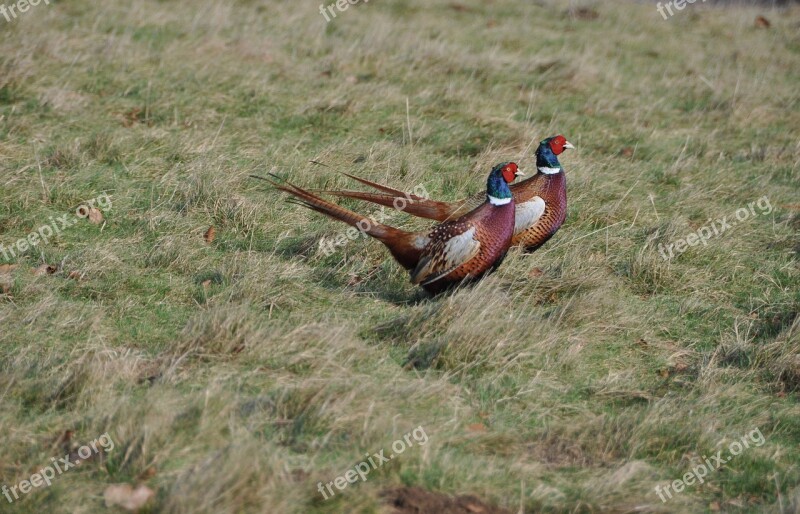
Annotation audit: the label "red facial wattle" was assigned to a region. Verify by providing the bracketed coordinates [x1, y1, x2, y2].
[549, 135, 567, 155]
[502, 164, 518, 183]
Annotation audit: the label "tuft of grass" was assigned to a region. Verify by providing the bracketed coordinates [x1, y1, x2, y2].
[1, 0, 798, 513]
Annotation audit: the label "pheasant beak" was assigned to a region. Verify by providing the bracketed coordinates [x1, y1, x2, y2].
[563, 141, 575, 150]
[514, 169, 525, 177]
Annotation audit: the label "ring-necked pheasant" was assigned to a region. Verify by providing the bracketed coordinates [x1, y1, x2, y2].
[254, 162, 522, 294]
[321, 135, 574, 252]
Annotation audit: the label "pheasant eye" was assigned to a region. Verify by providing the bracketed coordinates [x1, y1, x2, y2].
[501, 164, 517, 182]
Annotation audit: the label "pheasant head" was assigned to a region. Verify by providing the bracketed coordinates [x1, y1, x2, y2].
[486, 162, 521, 206]
[536, 135, 574, 174]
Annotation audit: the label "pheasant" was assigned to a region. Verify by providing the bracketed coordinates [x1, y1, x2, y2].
[255, 162, 522, 294]
[322, 135, 574, 252]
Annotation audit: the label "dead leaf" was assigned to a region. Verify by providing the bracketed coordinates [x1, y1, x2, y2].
[56, 430, 74, 449]
[448, 3, 472, 12]
[528, 267, 544, 278]
[567, 7, 599, 20]
[88, 208, 103, 225]
[291, 469, 310, 482]
[203, 226, 216, 243]
[201, 279, 212, 289]
[0, 264, 18, 274]
[1, 265, 15, 293]
[32, 264, 57, 276]
[121, 107, 144, 127]
[754, 16, 770, 28]
[465, 502, 490, 513]
[466, 423, 487, 433]
[104, 484, 155, 511]
[137, 467, 157, 481]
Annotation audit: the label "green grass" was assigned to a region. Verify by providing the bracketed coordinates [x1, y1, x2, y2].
[1, 0, 799, 513]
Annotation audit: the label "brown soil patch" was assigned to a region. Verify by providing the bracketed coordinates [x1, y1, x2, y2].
[381, 486, 511, 514]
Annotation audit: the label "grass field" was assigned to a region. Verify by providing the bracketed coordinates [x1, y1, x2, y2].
[1, 0, 799, 512]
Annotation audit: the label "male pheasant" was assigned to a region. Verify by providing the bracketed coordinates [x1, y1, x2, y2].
[257, 162, 521, 294]
[323, 135, 573, 252]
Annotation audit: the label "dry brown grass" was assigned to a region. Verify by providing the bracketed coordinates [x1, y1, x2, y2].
[0, 0, 798, 513]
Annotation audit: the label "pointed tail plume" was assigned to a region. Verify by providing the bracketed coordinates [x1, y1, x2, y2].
[250, 175, 421, 268]
[319, 173, 458, 222]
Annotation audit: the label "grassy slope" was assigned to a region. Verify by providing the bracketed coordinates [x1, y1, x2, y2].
[0, 0, 798, 512]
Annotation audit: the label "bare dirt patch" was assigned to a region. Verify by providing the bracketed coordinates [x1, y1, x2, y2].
[381, 486, 511, 514]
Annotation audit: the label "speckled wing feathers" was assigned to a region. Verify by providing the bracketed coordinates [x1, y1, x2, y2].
[410, 225, 480, 285]
[263, 176, 515, 293]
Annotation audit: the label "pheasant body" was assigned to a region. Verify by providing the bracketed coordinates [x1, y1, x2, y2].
[411, 200, 515, 292]
[324, 135, 573, 252]
[510, 170, 567, 251]
[260, 162, 519, 294]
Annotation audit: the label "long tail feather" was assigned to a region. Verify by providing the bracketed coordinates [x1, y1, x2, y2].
[250, 175, 411, 248]
[340, 173, 425, 199]
[323, 189, 452, 221]
[329, 190, 458, 222]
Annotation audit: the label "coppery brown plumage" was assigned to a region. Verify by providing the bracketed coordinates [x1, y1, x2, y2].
[322, 135, 573, 252]
[253, 162, 519, 294]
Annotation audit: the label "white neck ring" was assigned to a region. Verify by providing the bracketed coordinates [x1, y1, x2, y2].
[488, 195, 512, 205]
[538, 166, 562, 175]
